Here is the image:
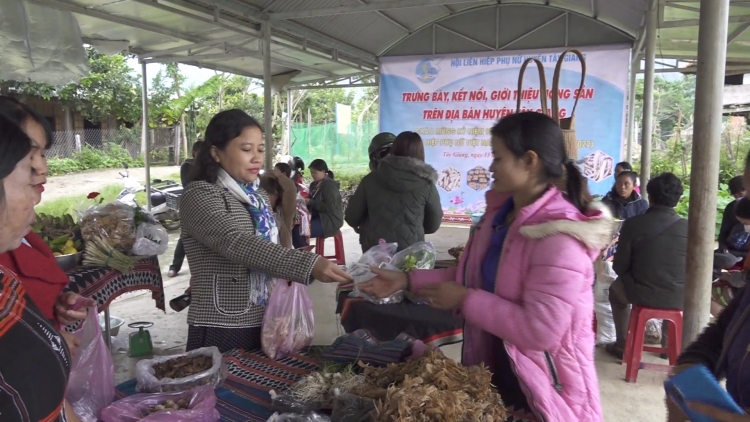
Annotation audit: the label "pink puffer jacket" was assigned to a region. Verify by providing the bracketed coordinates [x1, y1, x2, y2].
[410, 187, 615, 421]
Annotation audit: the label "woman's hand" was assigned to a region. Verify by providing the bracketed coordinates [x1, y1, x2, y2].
[357, 266, 408, 298]
[55, 292, 97, 325]
[59, 329, 81, 357]
[312, 257, 352, 283]
[305, 198, 311, 205]
[687, 402, 750, 421]
[418, 282, 468, 310]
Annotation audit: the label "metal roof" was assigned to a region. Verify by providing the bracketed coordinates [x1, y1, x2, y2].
[24, 0, 750, 86]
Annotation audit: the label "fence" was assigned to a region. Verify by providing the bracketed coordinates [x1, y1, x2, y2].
[290, 120, 379, 171]
[48, 127, 178, 163]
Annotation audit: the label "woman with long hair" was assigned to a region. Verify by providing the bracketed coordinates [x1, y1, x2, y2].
[360, 112, 613, 421]
[180, 109, 350, 352]
[345, 130, 442, 252]
[306, 159, 344, 239]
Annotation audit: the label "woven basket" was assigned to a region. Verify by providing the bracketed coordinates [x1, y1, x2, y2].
[516, 57, 548, 115]
[551, 49, 587, 160]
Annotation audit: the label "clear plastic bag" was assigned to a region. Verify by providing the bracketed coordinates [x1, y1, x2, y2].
[78, 201, 137, 253]
[594, 264, 616, 345]
[331, 394, 376, 422]
[66, 307, 115, 422]
[391, 242, 437, 272]
[347, 241, 403, 305]
[100, 386, 220, 422]
[131, 223, 169, 256]
[262, 280, 315, 360]
[270, 390, 321, 415]
[268, 412, 330, 422]
[135, 346, 227, 393]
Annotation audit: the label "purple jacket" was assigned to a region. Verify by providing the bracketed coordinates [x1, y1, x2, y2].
[410, 187, 615, 421]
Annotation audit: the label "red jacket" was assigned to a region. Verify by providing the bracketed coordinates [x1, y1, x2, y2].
[0, 232, 69, 323]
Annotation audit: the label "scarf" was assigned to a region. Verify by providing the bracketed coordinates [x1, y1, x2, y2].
[217, 168, 279, 305]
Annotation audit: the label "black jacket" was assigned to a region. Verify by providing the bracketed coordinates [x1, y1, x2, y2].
[345, 155, 443, 252]
[718, 199, 742, 252]
[308, 177, 344, 238]
[613, 206, 688, 310]
[602, 190, 649, 220]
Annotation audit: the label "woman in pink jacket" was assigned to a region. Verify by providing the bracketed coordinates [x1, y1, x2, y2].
[360, 111, 615, 421]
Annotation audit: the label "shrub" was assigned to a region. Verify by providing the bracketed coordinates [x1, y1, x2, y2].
[48, 144, 145, 176]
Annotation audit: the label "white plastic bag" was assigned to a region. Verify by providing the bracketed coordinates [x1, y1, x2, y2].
[131, 223, 169, 256]
[594, 262, 616, 345]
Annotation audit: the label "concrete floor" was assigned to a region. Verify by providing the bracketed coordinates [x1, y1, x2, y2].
[107, 225, 668, 421]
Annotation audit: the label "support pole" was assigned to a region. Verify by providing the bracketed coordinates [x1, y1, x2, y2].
[141, 62, 152, 211]
[263, 20, 274, 171]
[286, 88, 293, 155]
[639, 0, 657, 185]
[626, 54, 638, 163]
[683, 0, 730, 346]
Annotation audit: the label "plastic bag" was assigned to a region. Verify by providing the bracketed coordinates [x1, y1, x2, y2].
[391, 242, 437, 271]
[131, 223, 169, 256]
[100, 386, 220, 422]
[270, 390, 321, 415]
[66, 307, 115, 422]
[594, 262, 616, 345]
[331, 394, 376, 422]
[78, 201, 137, 253]
[262, 281, 315, 360]
[135, 346, 227, 393]
[268, 412, 330, 422]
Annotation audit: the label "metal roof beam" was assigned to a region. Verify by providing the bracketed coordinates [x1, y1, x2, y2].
[498, 12, 567, 50]
[30, 0, 338, 78]
[206, 0, 379, 63]
[357, 0, 410, 32]
[728, 22, 750, 42]
[664, 3, 700, 13]
[661, 14, 750, 28]
[289, 83, 378, 90]
[268, 0, 483, 20]
[434, 24, 495, 50]
[143, 52, 259, 63]
[138, 35, 249, 59]
[155, 0, 378, 70]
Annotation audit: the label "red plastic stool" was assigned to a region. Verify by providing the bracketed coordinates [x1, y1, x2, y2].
[314, 231, 346, 266]
[622, 305, 683, 383]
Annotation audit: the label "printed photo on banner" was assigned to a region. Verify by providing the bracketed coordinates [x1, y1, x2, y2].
[379, 45, 630, 222]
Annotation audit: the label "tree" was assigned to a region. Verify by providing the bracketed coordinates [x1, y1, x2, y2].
[1, 48, 142, 125]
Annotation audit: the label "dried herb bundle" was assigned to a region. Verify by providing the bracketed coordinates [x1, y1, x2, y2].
[83, 236, 135, 273]
[352, 351, 507, 422]
[153, 355, 213, 380]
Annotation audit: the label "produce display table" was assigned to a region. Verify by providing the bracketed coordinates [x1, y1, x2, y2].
[63, 255, 165, 347]
[115, 348, 320, 422]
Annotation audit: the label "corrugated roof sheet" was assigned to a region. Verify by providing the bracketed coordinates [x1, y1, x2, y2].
[23, 0, 750, 84]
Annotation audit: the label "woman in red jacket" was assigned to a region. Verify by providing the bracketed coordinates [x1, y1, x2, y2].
[0, 97, 95, 351]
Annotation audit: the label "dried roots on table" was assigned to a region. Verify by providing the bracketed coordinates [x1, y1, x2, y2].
[153, 355, 213, 380]
[141, 399, 190, 416]
[351, 351, 507, 422]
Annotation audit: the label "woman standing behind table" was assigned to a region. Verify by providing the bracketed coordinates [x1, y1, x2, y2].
[0, 114, 81, 421]
[601, 170, 649, 220]
[180, 109, 351, 352]
[360, 112, 613, 421]
[345, 131, 443, 252]
[306, 159, 344, 239]
[275, 162, 311, 249]
[0, 97, 95, 351]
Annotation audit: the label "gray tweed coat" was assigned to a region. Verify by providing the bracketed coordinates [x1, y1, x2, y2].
[180, 180, 319, 328]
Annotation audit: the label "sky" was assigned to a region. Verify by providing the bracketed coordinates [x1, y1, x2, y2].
[127, 58, 219, 89]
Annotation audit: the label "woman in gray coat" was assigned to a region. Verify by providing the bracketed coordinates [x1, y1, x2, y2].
[180, 109, 350, 353]
[345, 131, 443, 252]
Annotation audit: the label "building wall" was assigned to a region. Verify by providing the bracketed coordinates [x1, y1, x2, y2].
[13, 95, 116, 131]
